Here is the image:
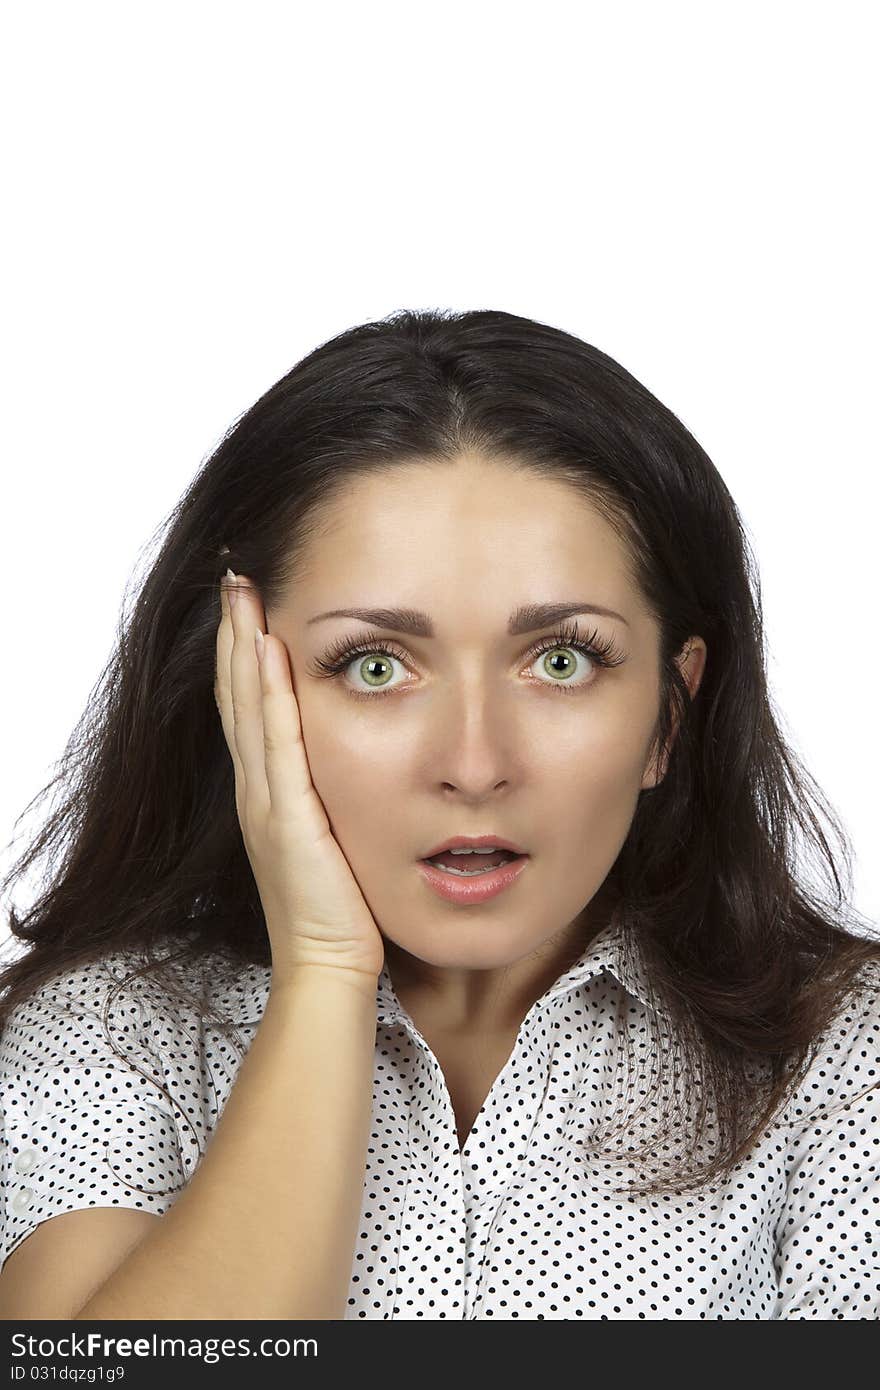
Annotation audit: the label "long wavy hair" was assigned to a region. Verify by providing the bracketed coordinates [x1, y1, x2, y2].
[2, 307, 878, 1200]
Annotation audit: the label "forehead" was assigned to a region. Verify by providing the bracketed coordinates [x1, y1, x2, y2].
[297, 456, 635, 600]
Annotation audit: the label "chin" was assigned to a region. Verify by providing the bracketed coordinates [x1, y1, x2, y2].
[384, 925, 544, 971]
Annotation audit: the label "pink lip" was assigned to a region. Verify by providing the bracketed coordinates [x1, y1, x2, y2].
[416, 855, 529, 904]
[421, 834, 528, 858]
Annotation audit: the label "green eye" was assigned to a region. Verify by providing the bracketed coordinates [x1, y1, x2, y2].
[310, 620, 626, 701]
[541, 647, 579, 681]
[358, 655, 395, 688]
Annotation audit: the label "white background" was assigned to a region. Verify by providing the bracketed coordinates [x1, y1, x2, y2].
[2, 1, 877, 941]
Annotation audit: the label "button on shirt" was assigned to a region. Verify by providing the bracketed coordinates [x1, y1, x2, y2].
[1, 921, 879, 1318]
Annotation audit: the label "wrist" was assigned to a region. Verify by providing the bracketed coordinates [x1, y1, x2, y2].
[269, 960, 381, 1003]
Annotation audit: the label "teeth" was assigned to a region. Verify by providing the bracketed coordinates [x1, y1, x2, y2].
[433, 862, 504, 876]
[448, 846, 501, 854]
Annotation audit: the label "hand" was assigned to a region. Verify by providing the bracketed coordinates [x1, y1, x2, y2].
[214, 571, 385, 985]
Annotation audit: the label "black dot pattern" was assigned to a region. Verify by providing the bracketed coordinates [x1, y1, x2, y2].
[2, 923, 878, 1318]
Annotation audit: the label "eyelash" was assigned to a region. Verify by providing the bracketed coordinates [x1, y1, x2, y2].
[308, 619, 627, 702]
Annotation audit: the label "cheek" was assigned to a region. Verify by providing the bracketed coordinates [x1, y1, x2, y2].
[531, 686, 655, 772]
[570, 749, 645, 817]
[296, 683, 655, 849]
[297, 699, 394, 814]
[541, 687, 654, 797]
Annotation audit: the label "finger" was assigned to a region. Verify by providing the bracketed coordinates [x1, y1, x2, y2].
[228, 573, 271, 821]
[215, 578, 247, 817]
[255, 625, 319, 823]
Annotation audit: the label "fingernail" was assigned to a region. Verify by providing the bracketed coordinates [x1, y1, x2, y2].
[226, 567, 238, 608]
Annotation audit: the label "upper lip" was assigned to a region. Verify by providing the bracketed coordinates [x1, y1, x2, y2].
[420, 834, 529, 859]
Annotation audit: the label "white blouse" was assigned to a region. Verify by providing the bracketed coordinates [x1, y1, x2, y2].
[1, 918, 878, 1319]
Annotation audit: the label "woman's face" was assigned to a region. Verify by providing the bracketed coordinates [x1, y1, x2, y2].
[268, 454, 705, 1003]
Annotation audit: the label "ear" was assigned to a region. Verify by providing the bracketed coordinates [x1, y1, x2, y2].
[640, 637, 707, 790]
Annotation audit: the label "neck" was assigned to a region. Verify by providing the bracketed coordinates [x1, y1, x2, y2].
[384, 885, 619, 1034]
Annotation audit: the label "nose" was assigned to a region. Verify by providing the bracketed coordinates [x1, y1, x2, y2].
[430, 683, 519, 800]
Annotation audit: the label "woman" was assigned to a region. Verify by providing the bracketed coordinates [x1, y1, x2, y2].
[1, 308, 878, 1320]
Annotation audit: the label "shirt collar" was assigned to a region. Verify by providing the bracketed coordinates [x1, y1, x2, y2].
[375, 912, 662, 1027]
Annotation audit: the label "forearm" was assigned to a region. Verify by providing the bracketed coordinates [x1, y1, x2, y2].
[73, 966, 377, 1321]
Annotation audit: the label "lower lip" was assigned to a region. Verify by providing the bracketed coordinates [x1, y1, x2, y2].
[416, 855, 529, 903]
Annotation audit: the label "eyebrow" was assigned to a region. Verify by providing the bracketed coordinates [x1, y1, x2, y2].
[306, 601, 630, 635]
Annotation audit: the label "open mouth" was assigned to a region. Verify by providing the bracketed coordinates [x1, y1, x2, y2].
[421, 849, 525, 877]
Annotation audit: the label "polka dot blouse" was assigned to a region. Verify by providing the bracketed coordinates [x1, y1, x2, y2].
[2, 918, 879, 1319]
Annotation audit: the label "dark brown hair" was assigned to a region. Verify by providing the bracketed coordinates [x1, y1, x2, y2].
[3, 306, 878, 1199]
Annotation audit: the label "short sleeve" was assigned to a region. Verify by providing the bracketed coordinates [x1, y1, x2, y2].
[772, 965, 880, 1318]
[0, 957, 196, 1274]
